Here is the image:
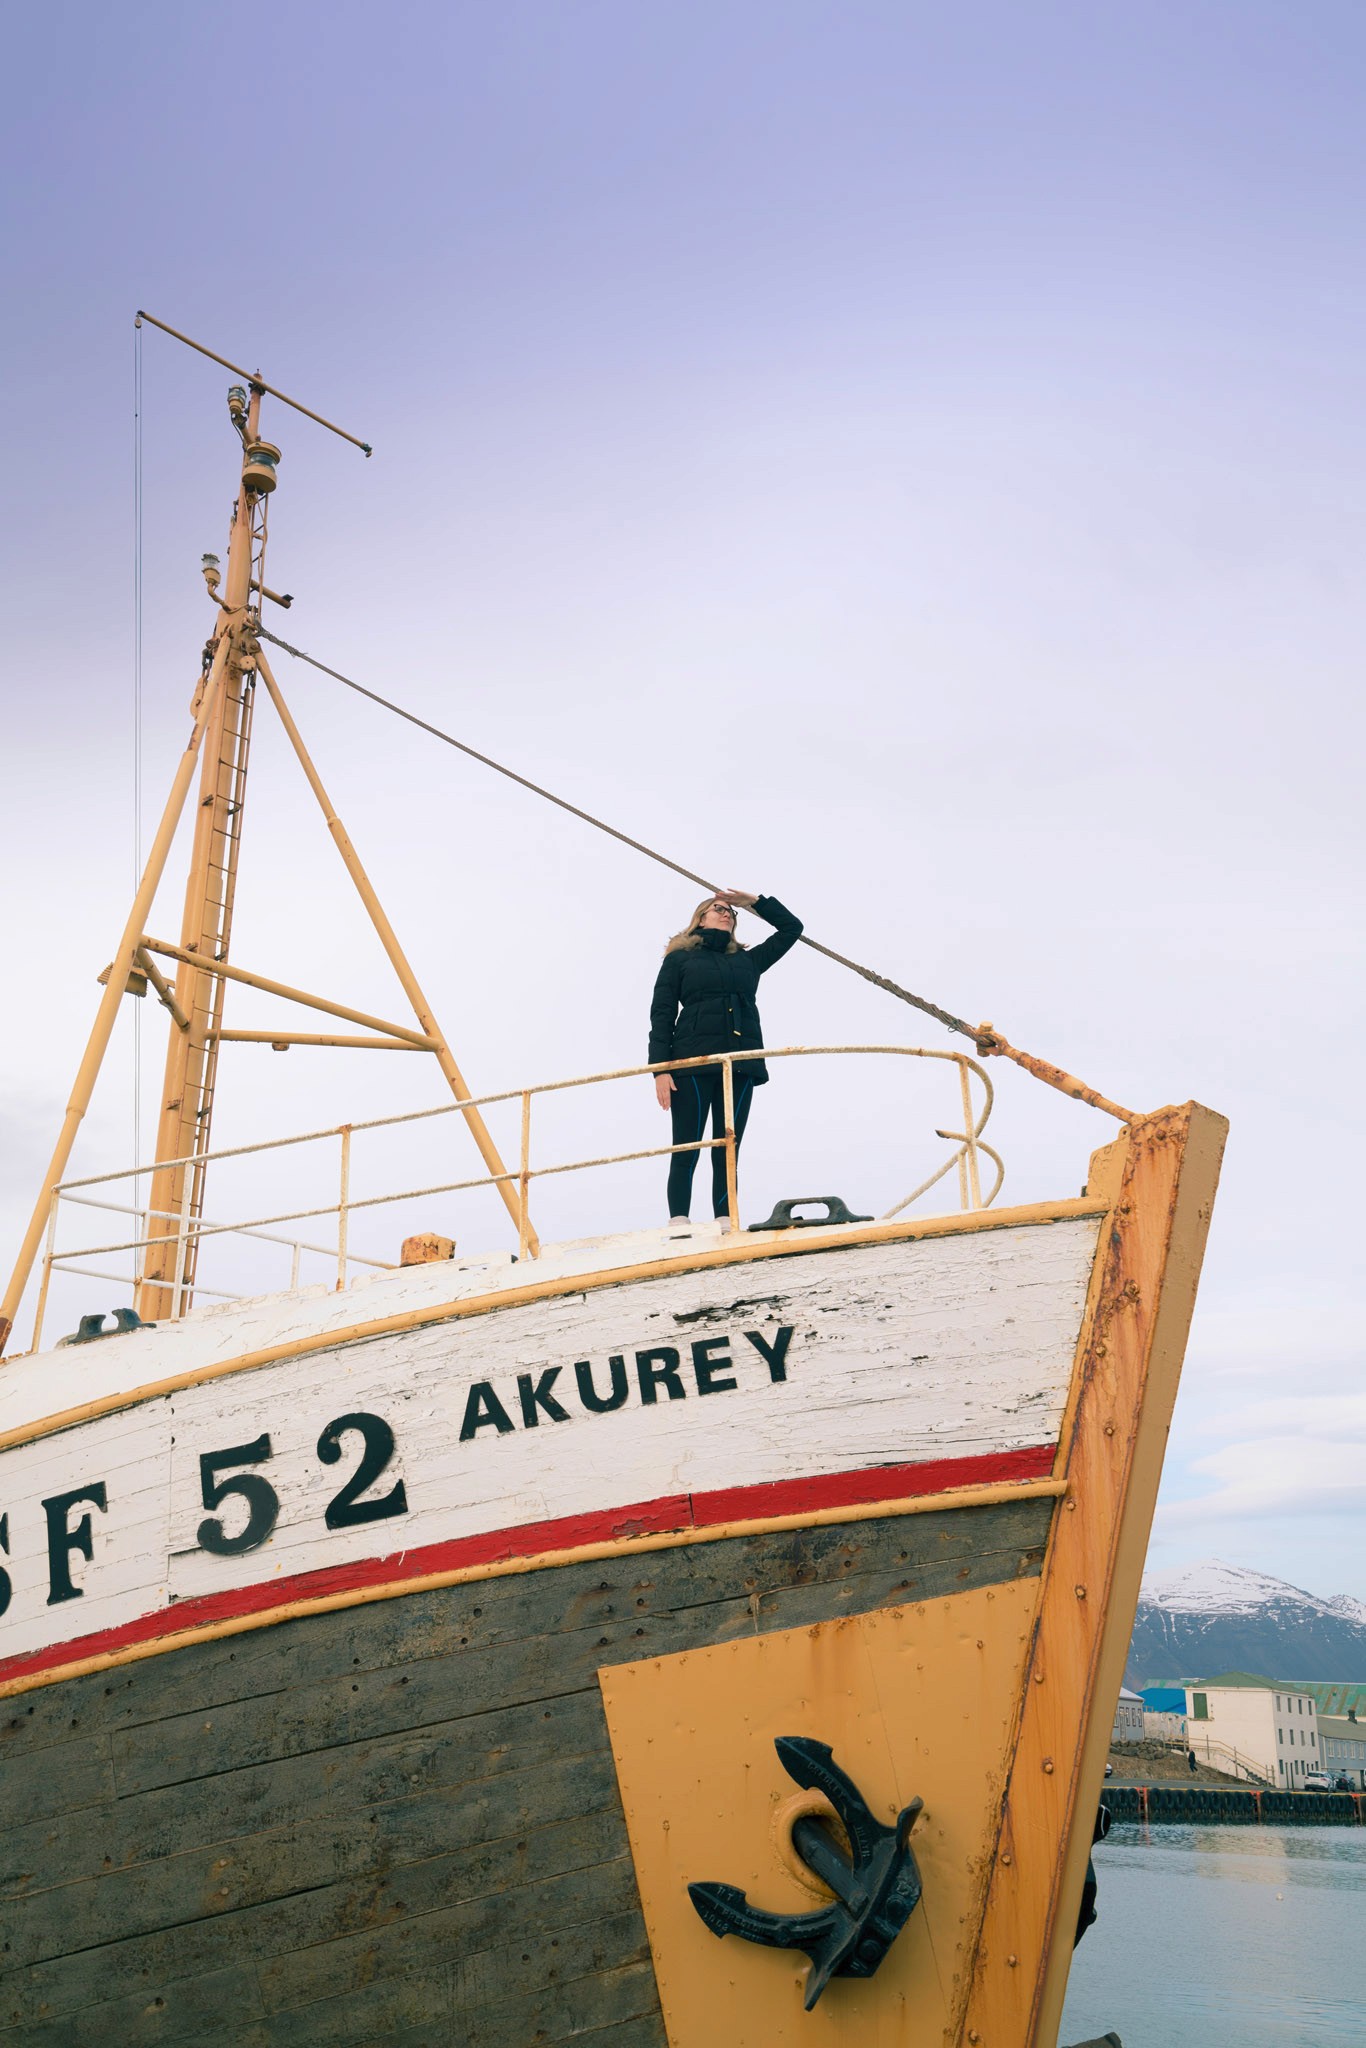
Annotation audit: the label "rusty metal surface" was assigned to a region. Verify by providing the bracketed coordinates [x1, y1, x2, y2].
[973, 1022, 1137, 1124]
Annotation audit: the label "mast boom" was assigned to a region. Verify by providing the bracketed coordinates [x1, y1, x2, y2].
[134, 312, 372, 454]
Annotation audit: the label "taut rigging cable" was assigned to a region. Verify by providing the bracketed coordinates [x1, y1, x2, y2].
[255, 625, 1135, 1123]
[132, 319, 144, 1177]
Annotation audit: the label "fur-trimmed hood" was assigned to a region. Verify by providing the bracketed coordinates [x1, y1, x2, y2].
[663, 895, 746, 957]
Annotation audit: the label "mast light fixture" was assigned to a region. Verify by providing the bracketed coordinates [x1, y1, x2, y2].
[242, 440, 281, 494]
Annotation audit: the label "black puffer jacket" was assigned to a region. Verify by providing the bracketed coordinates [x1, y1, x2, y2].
[648, 896, 803, 1085]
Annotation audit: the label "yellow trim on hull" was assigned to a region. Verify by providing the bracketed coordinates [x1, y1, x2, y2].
[964, 1101, 1227, 2048]
[0, 1475, 1065, 1702]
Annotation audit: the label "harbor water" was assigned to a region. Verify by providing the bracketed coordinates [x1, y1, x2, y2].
[1059, 1822, 1366, 2048]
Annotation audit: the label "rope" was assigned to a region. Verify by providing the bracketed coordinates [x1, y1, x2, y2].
[253, 629, 1137, 1120]
[255, 627, 977, 1040]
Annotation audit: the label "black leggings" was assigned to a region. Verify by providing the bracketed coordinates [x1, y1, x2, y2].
[667, 1067, 755, 1219]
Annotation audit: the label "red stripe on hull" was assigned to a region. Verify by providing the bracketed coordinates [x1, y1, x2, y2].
[692, 1443, 1056, 1524]
[0, 1445, 1055, 1686]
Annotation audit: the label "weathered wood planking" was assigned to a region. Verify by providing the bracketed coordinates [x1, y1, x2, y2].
[0, 1208, 1106, 1447]
[0, 1222, 1095, 1682]
[0, 1249, 519, 1441]
[0, 1498, 1052, 2046]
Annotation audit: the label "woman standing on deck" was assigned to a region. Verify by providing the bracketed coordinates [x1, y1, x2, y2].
[649, 890, 803, 1225]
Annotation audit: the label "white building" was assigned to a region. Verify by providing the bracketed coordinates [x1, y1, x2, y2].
[1318, 1714, 1366, 1789]
[1111, 1687, 1144, 1743]
[1185, 1674, 1321, 1786]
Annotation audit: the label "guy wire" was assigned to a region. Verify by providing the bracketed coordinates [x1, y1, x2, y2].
[133, 321, 144, 1182]
[255, 626, 977, 1042]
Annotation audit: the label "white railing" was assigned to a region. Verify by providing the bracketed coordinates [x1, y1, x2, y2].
[29, 1043, 1000, 1351]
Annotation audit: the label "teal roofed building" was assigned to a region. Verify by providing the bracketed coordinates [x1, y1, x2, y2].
[1277, 1680, 1366, 1718]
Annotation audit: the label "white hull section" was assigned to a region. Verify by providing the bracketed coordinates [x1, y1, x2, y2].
[0, 1213, 1101, 1688]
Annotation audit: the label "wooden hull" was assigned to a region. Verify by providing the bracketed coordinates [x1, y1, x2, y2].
[0, 1105, 1225, 2046]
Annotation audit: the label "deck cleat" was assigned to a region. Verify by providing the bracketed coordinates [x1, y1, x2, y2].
[746, 1195, 872, 1231]
[56, 1307, 155, 1346]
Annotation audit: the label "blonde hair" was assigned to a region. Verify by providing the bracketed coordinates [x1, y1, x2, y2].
[663, 895, 745, 957]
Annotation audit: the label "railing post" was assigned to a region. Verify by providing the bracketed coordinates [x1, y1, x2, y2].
[959, 1057, 983, 1209]
[336, 1125, 352, 1291]
[720, 1058, 740, 1232]
[518, 1091, 532, 1261]
[14, 1047, 1004, 1335]
[169, 1172, 195, 1320]
[29, 1187, 61, 1355]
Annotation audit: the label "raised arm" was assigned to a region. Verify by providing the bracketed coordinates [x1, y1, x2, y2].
[745, 893, 803, 973]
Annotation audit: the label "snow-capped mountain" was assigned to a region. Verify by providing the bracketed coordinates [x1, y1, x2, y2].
[1125, 1559, 1366, 1688]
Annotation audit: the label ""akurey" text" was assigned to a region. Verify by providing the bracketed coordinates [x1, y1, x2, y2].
[457, 1325, 795, 1439]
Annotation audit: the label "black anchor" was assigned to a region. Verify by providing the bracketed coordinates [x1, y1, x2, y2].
[688, 1736, 924, 2010]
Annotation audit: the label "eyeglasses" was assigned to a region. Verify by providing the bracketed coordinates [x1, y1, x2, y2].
[704, 905, 736, 919]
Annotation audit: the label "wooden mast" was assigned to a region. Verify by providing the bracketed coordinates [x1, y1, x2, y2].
[0, 322, 532, 1356]
[137, 384, 266, 1319]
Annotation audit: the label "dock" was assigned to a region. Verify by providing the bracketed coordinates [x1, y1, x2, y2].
[1102, 1784, 1366, 1826]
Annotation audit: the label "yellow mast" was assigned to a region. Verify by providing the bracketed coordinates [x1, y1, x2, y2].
[0, 320, 532, 1356]
[0, 657, 229, 1353]
[138, 383, 268, 1318]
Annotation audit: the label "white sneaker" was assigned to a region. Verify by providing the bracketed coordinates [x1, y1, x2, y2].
[718, 1217, 733, 1234]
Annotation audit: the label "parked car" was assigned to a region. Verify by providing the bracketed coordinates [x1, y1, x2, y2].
[1300, 1770, 1334, 1790]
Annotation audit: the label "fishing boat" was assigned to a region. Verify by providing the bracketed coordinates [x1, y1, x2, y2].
[0, 321, 1225, 2048]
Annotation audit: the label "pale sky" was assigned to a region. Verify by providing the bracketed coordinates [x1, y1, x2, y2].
[2, 3, 1363, 1597]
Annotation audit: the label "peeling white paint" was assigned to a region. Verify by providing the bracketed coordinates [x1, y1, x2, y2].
[0, 1217, 1099, 1674]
